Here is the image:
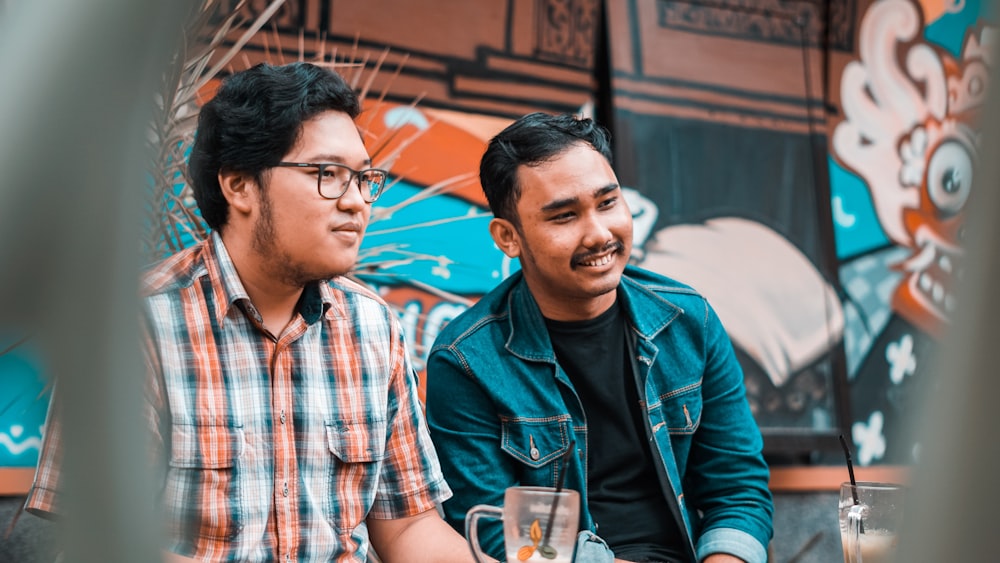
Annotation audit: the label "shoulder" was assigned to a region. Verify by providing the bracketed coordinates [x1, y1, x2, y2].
[620, 265, 723, 334]
[431, 274, 519, 350]
[140, 243, 209, 298]
[623, 265, 707, 306]
[329, 275, 386, 304]
[326, 276, 397, 322]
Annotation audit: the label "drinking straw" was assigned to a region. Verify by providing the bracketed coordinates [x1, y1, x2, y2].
[839, 434, 864, 533]
[838, 434, 860, 505]
[538, 440, 576, 559]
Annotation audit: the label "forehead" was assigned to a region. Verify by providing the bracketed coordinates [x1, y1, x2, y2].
[515, 143, 617, 208]
[288, 110, 368, 162]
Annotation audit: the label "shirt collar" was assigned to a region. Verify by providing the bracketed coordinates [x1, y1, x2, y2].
[206, 232, 333, 327]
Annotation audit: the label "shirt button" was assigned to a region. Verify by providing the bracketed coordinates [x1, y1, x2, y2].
[280, 410, 286, 424]
[282, 482, 289, 497]
[529, 447, 540, 461]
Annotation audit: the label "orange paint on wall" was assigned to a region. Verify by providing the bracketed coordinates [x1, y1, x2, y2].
[360, 102, 490, 207]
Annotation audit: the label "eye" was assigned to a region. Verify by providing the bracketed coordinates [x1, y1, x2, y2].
[359, 169, 382, 186]
[598, 197, 617, 209]
[926, 140, 973, 216]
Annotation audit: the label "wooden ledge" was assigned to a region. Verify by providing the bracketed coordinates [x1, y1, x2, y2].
[769, 465, 910, 492]
[0, 467, 34, 496]
[1, 465, 912, 496]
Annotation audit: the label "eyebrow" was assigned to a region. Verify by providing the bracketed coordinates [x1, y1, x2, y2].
[302, 155, 373, 167]
[539, 183, 620, 213]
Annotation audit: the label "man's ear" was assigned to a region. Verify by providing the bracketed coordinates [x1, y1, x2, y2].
[489, 217, 521, 258]
[218, 170, 255, 215]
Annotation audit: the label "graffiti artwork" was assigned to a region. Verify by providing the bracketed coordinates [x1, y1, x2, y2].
[831, 0, 993, 464]
[1, 0, 994, 482]
[0, 339, 46, 469]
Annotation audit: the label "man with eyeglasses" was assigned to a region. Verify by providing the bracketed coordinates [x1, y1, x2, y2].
[26, 62, 480, 563]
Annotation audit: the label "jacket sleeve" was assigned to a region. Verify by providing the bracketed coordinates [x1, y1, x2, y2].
[424, 344, 516, 562]
[686, 302, 774, 563]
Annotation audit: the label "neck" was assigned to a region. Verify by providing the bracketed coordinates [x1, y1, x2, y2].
[532, 286, 618, 322]
[220, 230, 304, 336]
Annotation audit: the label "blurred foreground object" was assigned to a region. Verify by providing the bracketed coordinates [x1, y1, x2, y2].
[895, 29, 1000, 563]
[0, 1, 196, 562]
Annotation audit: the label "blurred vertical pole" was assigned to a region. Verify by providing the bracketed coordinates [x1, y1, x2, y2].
[0, 1, 197, 562]
[894, 36, 1000, 562]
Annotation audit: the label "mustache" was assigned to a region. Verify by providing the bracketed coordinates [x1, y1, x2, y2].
[571, 241, 625, 266]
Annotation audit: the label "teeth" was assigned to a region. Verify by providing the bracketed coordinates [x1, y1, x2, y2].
[939, 255, 953, 273]
[909, 227, 963, 319]
[582, 254, 613, 267]
[914, 259, 958, 315]
[932, 282, 945, 303]
[919, 273, 932, 291]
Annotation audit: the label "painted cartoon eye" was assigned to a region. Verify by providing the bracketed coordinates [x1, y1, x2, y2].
[926, 140, 973, 216]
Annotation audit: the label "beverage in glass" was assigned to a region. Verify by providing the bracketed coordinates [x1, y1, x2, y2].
[839, 481, 905, 563]
[465, 486, 579, 563]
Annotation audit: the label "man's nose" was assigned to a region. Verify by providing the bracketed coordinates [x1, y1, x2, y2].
[337, 177, 369, 211]
[580, 213, 614, 249]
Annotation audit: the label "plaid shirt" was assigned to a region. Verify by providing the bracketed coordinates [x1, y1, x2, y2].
[27, 232, 451, 562]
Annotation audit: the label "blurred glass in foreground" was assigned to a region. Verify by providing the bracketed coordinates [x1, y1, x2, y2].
[0, 1, 196, 562]
[895, 27, 1000, 563]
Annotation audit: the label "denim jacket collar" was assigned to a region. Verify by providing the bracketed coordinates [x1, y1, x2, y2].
[504, 266, 685, 360]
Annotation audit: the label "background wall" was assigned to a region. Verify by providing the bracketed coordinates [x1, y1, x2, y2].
[0, 0, 993, 555]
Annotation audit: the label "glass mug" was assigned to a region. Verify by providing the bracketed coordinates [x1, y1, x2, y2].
[839, 481, 905, 563]
[465, 486, 580, 563]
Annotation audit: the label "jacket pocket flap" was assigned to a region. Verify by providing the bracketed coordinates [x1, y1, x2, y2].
[500, 417, 572, 469]
[659, 383, 702, 434]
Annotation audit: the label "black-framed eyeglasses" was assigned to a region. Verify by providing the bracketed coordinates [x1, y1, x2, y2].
[275, 162, 389, 203]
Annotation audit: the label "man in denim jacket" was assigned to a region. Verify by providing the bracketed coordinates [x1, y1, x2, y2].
[425, 112, 773, 563]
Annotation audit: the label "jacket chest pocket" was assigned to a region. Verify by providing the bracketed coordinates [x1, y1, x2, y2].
[325, 418, 387, 532]
[658, 382, 703, 435]
[167, 423, 245, 541]
[500, 417, 573, 485]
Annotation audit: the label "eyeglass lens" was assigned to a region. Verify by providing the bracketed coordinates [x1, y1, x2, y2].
[318, 163, 386, 201]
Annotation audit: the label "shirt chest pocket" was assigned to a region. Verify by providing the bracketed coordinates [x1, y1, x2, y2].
[500, 417, 573, 485]
[324, 418, 387, 532]
[167, 423, 245, 541]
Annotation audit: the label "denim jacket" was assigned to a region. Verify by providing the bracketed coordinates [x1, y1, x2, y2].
[425, 266, 773, 562]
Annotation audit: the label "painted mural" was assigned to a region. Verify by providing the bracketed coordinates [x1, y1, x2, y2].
[831, 0, 993, 464]
[0, 337, 46, 469]
[598, 0, 993, 463]
[1, 0, 994, 480]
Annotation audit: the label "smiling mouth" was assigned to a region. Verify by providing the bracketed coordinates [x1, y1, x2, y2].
[574, 242, 623, 268]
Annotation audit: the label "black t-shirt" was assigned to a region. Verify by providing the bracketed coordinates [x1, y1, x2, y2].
[545, 300, 687, 562]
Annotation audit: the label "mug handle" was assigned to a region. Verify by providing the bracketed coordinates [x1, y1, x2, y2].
[465, 504, 504, 563]
[845, 504, 867, 563]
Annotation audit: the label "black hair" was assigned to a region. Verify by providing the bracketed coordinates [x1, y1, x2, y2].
[479, 112, 612, 226]
[187, 62, 361, 230]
